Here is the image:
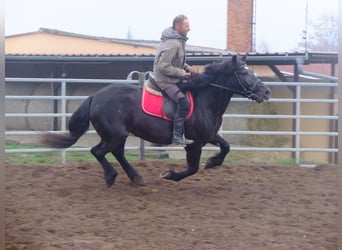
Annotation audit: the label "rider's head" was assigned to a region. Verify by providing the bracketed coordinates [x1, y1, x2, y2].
[172, 14, 190, 37]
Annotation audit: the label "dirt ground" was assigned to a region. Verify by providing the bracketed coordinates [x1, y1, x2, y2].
[5, 161, 337, 250]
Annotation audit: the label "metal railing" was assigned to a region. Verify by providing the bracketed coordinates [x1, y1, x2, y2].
[5, 74, 338, 165]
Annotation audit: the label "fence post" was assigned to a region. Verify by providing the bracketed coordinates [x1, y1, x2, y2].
[138, 72, 145, 161]
[61, 80, 67, 164]
[295, 83, 301, 164]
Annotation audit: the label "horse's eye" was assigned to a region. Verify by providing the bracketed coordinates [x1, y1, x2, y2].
[239, 69, 248, 75]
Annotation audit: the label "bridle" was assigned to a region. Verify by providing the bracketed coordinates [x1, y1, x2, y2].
[209, 65, 260, 99]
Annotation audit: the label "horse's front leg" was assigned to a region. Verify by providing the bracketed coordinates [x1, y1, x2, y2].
[205, 134, 230, 169]
[160, 144, 202, 181]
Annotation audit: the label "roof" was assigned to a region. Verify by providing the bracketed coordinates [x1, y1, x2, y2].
[6, 27, 230, 55]
[5, 51, 338, 66]
[6, 28, 338, 65]
[5, 28, 338, 73]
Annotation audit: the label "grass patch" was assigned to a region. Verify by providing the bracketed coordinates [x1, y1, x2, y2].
[277, 158, 297, 165]
[5, 141, 166, 164]
[5, 141, 298, 166]
[5, 150, 143, 165]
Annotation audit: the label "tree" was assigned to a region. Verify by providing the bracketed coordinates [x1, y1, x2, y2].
[300, 14, 338, 52]
[257, 40, 271, 53]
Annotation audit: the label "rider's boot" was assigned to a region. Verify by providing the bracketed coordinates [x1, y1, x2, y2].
[172, 113, 193, 146]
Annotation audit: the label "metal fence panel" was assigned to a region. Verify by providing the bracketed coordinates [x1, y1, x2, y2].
[5, 76, 338, 165]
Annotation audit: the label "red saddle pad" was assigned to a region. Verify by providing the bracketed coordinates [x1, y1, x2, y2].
[141, 86, 194, 121]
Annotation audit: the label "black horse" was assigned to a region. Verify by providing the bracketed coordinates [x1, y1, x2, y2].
[42, 55, 271, 187]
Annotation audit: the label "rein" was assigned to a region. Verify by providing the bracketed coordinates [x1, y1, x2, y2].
[209, 82, 248, 97]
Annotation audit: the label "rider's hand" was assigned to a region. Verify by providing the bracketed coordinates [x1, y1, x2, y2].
[181, 70, 192, 83]
[184, 65, 195, 74]
[183, 70, 191, 77]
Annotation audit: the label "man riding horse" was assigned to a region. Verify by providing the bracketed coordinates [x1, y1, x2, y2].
[41, 16, 271, 187]
[153, 14, 194, 146]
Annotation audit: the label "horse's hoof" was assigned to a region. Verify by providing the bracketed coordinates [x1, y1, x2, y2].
[204, 163, 215, 169]
[106, 179, 115, 188]
[160, 169, 172, 179]
[204, 163, 213, 169]
[204, 158, 220, 169]
[204, 165, 220, 170]
[105, 173, 118, 188]
[131, 175, 145, 187]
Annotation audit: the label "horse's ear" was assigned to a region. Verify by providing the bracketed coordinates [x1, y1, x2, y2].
[241, 54, 248, 62]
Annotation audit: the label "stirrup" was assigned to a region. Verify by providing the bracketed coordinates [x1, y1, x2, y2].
[172, 135, 193, 146]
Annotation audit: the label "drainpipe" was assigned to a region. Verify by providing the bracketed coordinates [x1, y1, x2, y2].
[297, 62, 338, 82]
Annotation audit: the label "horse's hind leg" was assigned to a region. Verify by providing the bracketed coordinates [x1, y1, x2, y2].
[205, 134, 230, 169]
[112, 142, 144, 186]
[91, 141, 118, 187]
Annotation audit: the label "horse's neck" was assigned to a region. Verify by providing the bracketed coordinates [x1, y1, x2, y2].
[195, 87, 233, 117]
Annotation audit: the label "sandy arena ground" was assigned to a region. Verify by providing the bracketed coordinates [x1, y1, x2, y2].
[5, 161, 337, 250]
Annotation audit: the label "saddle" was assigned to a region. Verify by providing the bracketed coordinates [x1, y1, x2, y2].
[141, 75, 194, 121]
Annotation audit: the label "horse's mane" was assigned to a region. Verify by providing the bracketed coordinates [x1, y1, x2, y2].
[178, 59, 236, 91]
[201, 60, 234, 81]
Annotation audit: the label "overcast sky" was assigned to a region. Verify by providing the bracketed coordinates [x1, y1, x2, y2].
[5, 0, 338, 52]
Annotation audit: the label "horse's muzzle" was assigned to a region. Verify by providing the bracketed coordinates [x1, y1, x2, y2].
[263, 87, 271, 101]
[253, 85, 271, 103]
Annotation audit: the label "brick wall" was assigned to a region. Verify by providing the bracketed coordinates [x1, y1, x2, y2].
[227, 0, 254, 52]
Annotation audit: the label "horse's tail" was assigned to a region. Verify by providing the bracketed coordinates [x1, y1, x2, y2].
[41, 96, 93, 148]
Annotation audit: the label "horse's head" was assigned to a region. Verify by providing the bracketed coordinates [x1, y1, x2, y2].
[180, 56, 271, 103]
[228, 55, 271, 103]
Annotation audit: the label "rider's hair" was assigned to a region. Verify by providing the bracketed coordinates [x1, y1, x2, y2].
[172, 14, 188, 29]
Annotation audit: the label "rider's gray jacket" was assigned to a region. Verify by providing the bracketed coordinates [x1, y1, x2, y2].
[153, 27, 189, 89]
